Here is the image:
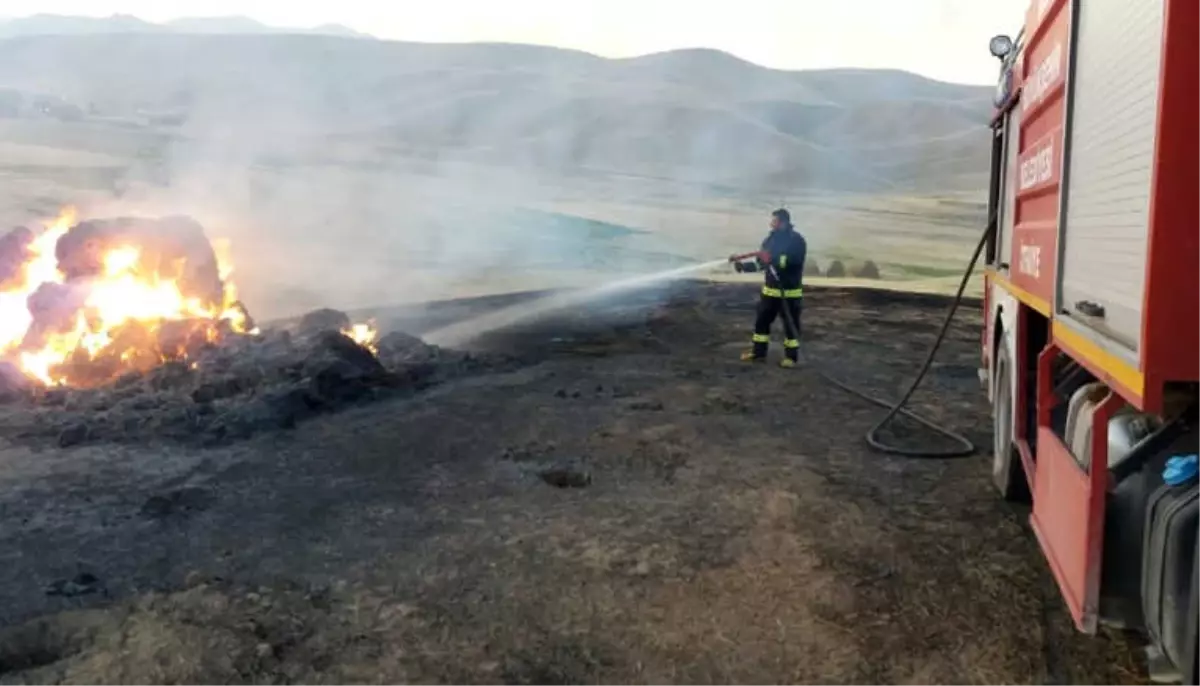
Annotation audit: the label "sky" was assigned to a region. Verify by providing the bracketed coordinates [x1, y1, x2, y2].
[1, 0, 1029, 84]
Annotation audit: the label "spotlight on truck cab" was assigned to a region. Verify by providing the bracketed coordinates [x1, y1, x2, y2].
[989, 34, 1014, 59]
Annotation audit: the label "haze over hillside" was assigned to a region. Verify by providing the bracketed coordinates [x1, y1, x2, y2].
[0, 32, 992, 194]
[0, 13, 370, 39]
[0, 28, 992, 316]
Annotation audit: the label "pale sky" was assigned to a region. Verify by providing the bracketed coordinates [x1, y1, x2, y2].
[3, 0, 1028, 84]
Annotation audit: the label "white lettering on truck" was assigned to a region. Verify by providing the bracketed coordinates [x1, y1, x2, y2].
[1019, 244, 1042, 280]
[1019, 140, 1055, 190]
[1023, 42, 1062, 112]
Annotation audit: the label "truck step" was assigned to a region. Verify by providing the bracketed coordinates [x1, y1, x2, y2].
[1145, 644, 1183, 684]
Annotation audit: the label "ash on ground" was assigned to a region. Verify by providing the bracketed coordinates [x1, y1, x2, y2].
[0, 310, 489, 449]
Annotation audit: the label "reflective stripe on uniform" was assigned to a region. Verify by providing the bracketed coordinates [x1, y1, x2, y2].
[779, 254, 788, 269]
[751, 333, 770, 343]
[761, 286, 804, 298]
[784, 339, 799, 349]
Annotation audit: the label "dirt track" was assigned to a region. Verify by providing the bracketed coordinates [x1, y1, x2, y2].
[0, 283, 1144, 684]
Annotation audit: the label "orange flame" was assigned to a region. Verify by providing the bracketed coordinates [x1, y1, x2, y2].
[2, 208, 375, 387]
[0, 208, 253, 386]
[0, 207, 73, 355]
[342, 321, 379, 353]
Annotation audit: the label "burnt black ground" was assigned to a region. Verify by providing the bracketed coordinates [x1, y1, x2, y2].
[0, 282, 1144, 684]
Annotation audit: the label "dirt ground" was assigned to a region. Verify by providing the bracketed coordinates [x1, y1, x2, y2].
[0, 282, 1145, 684]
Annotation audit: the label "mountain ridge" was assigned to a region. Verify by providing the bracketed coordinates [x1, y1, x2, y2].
[0, 13, 370, 39]
[0, 31, 994, 193]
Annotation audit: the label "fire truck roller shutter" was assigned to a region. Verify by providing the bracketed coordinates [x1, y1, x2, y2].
[1057, 0, 1165, 355]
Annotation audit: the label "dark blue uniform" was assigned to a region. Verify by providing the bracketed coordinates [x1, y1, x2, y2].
[737, 224, 807, 361]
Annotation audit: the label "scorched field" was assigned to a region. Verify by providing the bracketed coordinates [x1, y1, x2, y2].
[0, 262, 1144, 683]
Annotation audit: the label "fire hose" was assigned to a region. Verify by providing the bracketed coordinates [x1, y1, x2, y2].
[731, 223, 988, 459]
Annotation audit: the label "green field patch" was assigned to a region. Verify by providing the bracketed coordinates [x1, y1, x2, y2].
[504, 208, 647, 242]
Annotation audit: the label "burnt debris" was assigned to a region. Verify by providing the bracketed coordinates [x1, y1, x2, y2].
[0, 307, 488, 449]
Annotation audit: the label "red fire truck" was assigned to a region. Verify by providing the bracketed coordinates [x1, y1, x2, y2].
[981, 0, 1197, 681]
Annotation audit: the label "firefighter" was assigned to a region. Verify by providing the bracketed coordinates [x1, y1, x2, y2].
[729, 208, 807, 368]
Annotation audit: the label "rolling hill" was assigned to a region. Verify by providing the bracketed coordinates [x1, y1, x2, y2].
[0, 30, 994, 193]
[0, 13, 369, 39]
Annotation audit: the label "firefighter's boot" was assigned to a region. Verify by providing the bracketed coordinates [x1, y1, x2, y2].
[781, 338, 800, 369]
[740, 351, 765, 363]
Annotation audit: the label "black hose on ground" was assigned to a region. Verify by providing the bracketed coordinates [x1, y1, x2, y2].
[773, 223, 991, 459]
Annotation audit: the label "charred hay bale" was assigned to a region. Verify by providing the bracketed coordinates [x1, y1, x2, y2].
[141, 360, 194, 392]
[186, 330, 311, 407]
[302, 330, 390, 403]
[826, 260, 847, 278]
[256, 328, 293, 353]
[204, 331, 393, 442]
[852, 259, 881, 279]
[190, 372, 258, 404]
[804, 258, 822, 277]
[199, 328, 293, 368]
[58, 421, 90, 447]
[125, 394, 211, 441]
[297, 308, 351, 336]
[375, 339, 438, 385]
[377, 330, 440, 366]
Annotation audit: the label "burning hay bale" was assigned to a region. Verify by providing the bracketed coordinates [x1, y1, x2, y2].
[0, 209, 479, 448]
[54, 215, 225, 306]
[0, 210, 253, 387]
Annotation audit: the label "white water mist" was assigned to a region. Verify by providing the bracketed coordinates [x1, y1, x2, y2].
[422, 259, 727, 348]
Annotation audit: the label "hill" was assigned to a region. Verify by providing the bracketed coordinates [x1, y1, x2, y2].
[0, 13, 369, 39]
[0, 33, 992, 193]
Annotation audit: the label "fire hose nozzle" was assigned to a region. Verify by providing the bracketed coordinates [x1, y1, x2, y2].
[729, 251, 757, 273]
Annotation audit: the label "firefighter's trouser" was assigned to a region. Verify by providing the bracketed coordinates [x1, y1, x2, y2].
[751, 286, 802, 361]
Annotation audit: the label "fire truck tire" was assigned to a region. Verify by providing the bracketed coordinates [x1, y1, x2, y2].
[992, 344, 1029, 501]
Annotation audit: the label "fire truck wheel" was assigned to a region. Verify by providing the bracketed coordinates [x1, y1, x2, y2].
[992, 343, 1029, 502]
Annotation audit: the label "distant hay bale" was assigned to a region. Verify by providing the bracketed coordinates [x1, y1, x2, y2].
[804, 258, 821, 277]
[826, 260, 846, 278]
[852, 260, 881, 279]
